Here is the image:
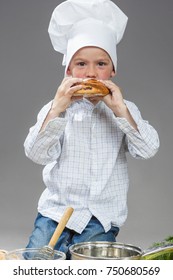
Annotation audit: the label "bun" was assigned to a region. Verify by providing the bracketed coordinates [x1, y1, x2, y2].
[0, 250, 7, 260]
[73, 79, 110, 97]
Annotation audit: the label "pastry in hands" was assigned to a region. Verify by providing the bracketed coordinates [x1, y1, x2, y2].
[73, 79, 110, 97]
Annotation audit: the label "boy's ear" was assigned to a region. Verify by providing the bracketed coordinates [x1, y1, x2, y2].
[110, 70, 116, 78]
[66, 67, 71, 76]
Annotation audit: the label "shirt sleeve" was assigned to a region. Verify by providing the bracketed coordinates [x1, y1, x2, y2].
[115, 100, 160, 159]
[24, 101, 67, 165]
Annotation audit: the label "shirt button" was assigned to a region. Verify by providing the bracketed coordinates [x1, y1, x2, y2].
[48, 122, 57, 129]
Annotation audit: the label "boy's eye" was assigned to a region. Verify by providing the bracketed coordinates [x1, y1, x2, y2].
[77, 62, 85, 66]
[98, 62, 106, 66]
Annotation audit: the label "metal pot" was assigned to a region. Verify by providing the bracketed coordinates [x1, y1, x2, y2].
[69, 242, 142, 260]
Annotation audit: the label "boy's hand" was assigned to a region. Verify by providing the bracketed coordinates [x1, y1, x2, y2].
[101, 80, 138, 130]
[101, 80, 126, 115]
[51, 77, 83, 115]
[39, 77, 83, 132]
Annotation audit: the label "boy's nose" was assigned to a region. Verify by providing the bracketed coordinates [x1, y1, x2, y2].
[86, 66, 97, 78]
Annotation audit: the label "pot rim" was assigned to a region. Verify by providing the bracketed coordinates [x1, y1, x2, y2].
[69, 241, 142, 260]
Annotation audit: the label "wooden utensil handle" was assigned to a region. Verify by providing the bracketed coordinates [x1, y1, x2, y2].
[48, 207, 74, 249]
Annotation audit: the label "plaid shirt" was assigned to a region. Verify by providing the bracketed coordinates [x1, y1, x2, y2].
[24, 99, 159, 233]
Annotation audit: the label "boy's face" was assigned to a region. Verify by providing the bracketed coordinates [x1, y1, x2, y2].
[67, 46, 115, 79]
[67, 46, 115, 104]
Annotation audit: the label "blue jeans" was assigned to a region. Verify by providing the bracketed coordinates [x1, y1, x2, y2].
[26, 213, 119, 259]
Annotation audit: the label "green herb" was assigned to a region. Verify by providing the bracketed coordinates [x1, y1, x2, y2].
[149, 235, 173, 249]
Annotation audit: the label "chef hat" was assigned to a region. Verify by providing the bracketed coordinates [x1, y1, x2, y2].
[48, 0, 128, 74]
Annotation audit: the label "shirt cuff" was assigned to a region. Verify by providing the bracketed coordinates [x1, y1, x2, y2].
[115, 100, 142, 137]
[42, 117, 67, 135]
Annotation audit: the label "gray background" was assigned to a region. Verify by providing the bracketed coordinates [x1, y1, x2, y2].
[0, 0, 173, 252]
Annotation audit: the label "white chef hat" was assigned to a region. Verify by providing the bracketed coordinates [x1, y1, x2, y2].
[48, 0, 128, 75]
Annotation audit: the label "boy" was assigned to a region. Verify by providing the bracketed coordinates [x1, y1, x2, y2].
[24, 0, 159, 258]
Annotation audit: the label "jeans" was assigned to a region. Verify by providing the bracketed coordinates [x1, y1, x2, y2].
[26, 213, 119, 259]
